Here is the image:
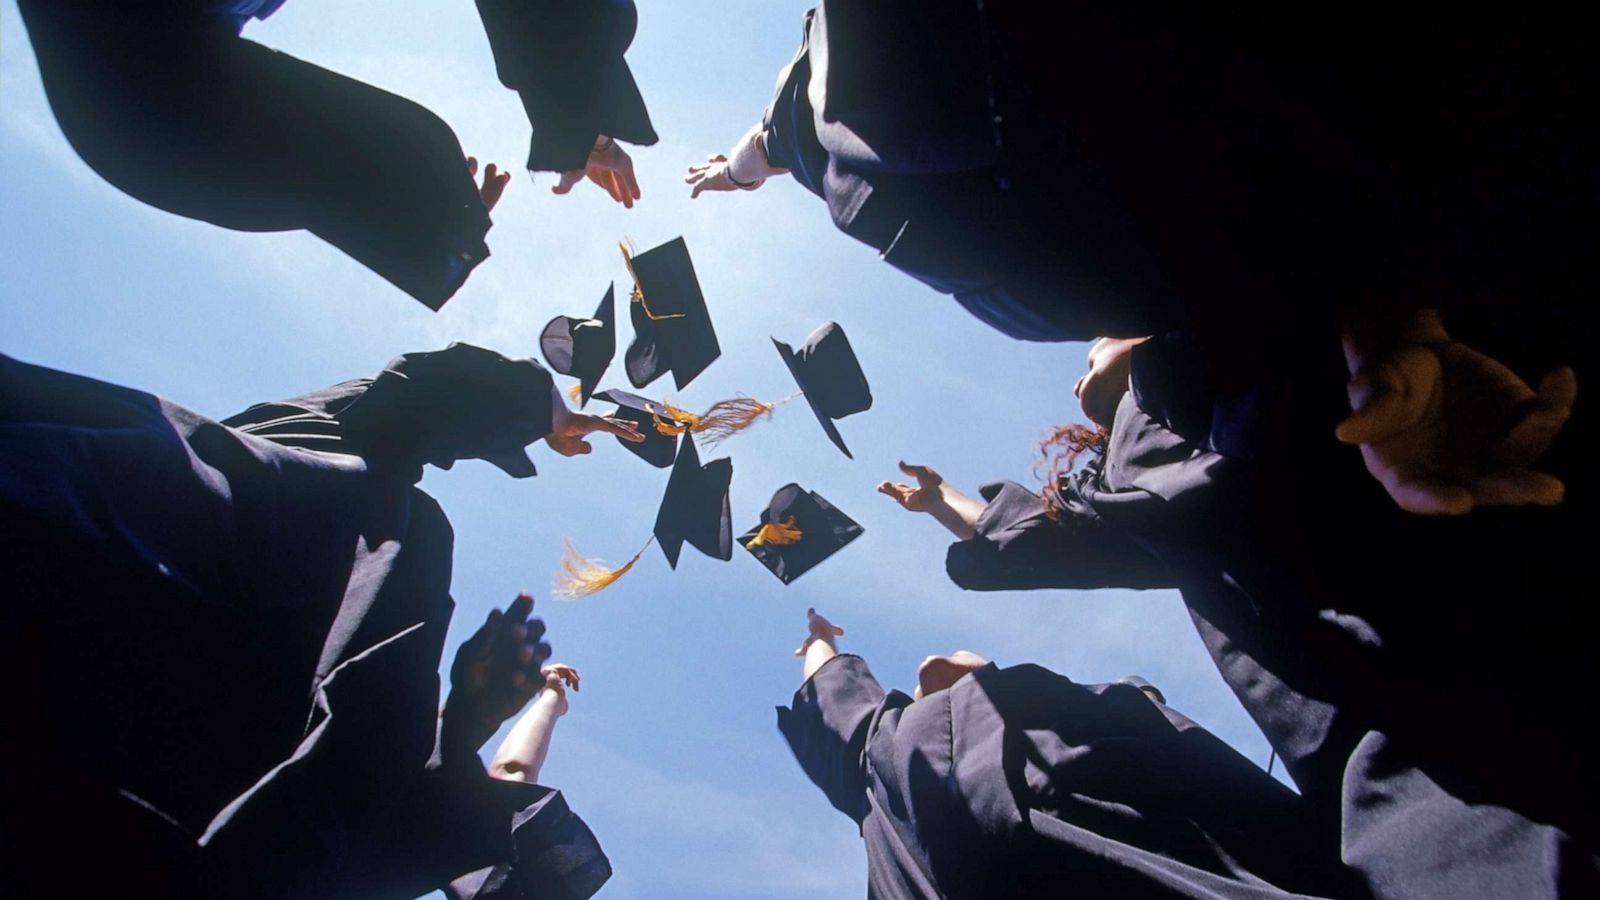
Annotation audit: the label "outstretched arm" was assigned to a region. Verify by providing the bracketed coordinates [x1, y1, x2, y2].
[489, 664, 580, 784]
[878, 462, 986, 540]
[795, 608, 845, 683]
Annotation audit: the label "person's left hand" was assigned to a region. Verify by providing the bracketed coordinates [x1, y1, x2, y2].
[538, 663, 580, 716]
[444, 593, 552, 753]
[467, 156, 512, 212]
[1337, 323, 1576, 515]
[794, 607, 844, 656]
[1074, 337, 1146, 428]
[552, 137, 641, 208]
[547, 399, 646, 457]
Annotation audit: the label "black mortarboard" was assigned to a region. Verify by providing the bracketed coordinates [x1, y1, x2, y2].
[623, 238, 721, 391]
[740, 484, 864, 584]
[540, 285, 616, 406]
[772, 322, 872, 458]
[591, 387, 685, 468]
[653, 432, 732, 569]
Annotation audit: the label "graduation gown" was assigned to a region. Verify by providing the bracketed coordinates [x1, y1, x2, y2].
[759, 4, 1590, 343]
[777, 655, 1343, 899]
[0, 345, 607, 899]
[944, 336, 1599, 899]
[14, 0, 656, 308]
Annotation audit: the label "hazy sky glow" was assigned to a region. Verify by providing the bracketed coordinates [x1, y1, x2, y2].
[1, 4, 1288, 897]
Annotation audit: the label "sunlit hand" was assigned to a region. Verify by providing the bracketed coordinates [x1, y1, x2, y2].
[444, 593, 552, 754]
[552, 137, 640, 208]
[539, 663, 580, 716]
[547, 392, 647, 457]
[686, 154, 757, 197]
[794, 607, 845, 656]
[467, 156, 512, 212]
[877, 462, 946, 513]
[1074, 336, 1146, 428]
[1336, 312, 1576, 515]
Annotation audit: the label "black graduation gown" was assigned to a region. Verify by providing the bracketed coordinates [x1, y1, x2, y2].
[760, 4, 1591, 343]
[777, 655, 1343, 900]
[0, 345, 607, 899]
[14, 0, 656, 309]
[945, 339, 1599, 898]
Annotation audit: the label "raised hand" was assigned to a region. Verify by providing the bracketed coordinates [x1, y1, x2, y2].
[1336, 312, 1576, 515]
[794, 607, 845, 657]
[1074, 336, 1146, 428]
[686, 153, 754, 197]
[547, 401, 646, 457]
[443, 593, 552, 755]
[877, 462, 946, 513]
[552, 136, 640, 208]
[538, 663, 580, 716]
[467, 156, 512, 213]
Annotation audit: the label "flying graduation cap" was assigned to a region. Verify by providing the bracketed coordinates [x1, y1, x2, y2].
[740, 484, 864, 584]
[591, 388, 686, 468]
[773, 322, 872, 458]
[553, 432, 732, 598]
[621, 238, 721, 391]
[540, 285, 616, 406]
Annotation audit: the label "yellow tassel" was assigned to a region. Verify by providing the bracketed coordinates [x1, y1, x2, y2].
[646, 401, 697, 437]
[552, 537, 652, 598]
[566, 382, 584, 401]
[745, 516, 803, 548]
[692, 397, 776, 448]
[619, 241, 686, 322]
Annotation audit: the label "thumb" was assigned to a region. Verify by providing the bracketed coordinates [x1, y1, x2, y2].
[552, 170, 583, 195]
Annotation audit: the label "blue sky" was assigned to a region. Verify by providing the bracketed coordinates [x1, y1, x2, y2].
[1, 3, 1286, 897]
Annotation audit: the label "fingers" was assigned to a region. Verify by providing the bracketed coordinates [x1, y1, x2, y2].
[1495, 367, 1577, 467]
[617, 151, 641, 204]
[467, 156, 478, 178]
[1335, 368, 1417, 444]
[479, 162, 511, 212]
[1467, 469, 1565, 508]
[899, 461, 940, 489]
[1369, 458, 1474, 516]
[552, 169, 585, 195]
[579, 413, 646, 443]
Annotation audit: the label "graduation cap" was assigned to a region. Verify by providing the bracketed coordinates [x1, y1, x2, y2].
[740, 484, 864, 584]
[591, 387, 687, 468]
[773, 322, 872, 458]
[621, 238, 721, 391]
[540, 285, 616, 406]
[553, 432, 732, 597]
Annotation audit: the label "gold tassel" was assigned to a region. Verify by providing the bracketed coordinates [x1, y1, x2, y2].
[553, 537, 653, 599]
[619, 241, 685, 322]
[567, 382, 584, 401]
[745, 516, 803, 548]
[647, 401, 699, 437]
[692, 397, 777, 447]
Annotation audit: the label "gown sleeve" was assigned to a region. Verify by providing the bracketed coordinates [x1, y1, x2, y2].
[944, 479, 1174, 591]
[474, 0, 658, 172]
[223, 342, 556, 478]
[445, 784, 612, 900]
[775, 654, 911, 826]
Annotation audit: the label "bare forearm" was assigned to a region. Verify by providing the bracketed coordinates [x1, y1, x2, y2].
[928, 486, 985, 541]
[488, 691, 564, 784]
[727, 122, 787, 183]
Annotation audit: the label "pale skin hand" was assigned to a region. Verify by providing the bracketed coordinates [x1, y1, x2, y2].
[1074, 336, 1148, 428]
[552, 136, 641, 208]
[686, 123, 788, 198]
[466, 156, 512, 212]
[547, 385, 647, 457]
[1336, 308, 1576, 515]
[795, 607, 844, 682]
[489, 664, 580, 784]
[877, 462, 986, 540]
[440, 593, 552, 760]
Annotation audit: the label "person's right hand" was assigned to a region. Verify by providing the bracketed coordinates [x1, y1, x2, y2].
[547, 395, 647, 457]
[552, 137, 641, 208]
[539, 663, 580, 715]
[877, 462, 946, 512]
[794, 608, 845, 656]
